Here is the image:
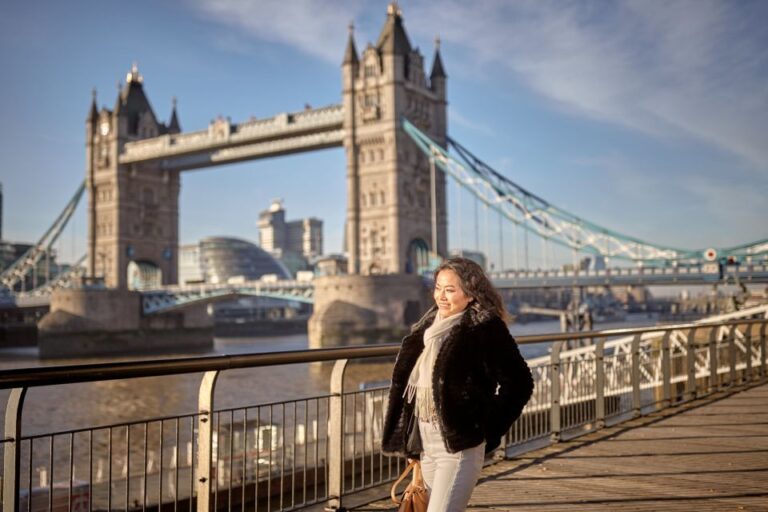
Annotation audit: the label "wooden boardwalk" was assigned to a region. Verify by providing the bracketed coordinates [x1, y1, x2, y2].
[360, 382, 768, 511]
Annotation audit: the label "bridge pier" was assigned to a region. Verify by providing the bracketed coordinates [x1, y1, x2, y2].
[37, 288, 213, 357]
[308, 274, 431, 348]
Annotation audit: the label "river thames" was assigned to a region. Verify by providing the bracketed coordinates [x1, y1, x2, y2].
[0, 315, 658, 437]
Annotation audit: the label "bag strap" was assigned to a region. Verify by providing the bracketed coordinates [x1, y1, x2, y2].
[390, 460, 417, 504]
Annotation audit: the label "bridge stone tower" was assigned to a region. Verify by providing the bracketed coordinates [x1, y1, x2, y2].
[342, 4, 448, 275]
[86, 65, 181, 289]
[309, 5, 446, 347]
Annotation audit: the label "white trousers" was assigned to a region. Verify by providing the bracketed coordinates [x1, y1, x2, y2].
[418, 420, 486, 512]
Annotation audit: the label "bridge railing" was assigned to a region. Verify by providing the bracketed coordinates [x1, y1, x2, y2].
[2, 317, 766, 512]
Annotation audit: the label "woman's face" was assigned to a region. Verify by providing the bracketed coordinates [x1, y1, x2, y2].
[434, 269, 473, 317]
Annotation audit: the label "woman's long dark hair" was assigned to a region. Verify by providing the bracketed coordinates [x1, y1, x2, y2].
[434, 257, 510, 322]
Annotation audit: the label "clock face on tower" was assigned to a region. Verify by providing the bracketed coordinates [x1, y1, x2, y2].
[100, 122, 110, 136]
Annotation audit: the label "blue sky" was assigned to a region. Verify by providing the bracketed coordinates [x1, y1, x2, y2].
[0, 0, 766, 270]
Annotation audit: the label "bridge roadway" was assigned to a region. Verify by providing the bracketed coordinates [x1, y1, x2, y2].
[4, 263, 768, 313]
[362, 383, 768, 511]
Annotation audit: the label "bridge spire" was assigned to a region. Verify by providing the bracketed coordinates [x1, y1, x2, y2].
[87, 88, 98, 122]
[168, 96, 181, 134]
[430, 36, 446, 79]
[343, 22, 358, 65]
[377, 1, 411, 55]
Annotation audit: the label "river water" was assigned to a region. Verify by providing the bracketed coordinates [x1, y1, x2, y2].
[0, 315, 658, 437]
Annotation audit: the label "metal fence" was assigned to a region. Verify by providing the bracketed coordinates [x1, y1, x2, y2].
[2, 315, 767, 512]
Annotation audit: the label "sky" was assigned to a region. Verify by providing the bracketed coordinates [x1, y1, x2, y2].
[0, 0, 766, 271]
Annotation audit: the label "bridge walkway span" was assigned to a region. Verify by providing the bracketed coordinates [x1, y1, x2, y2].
[361, 382, 768, 511]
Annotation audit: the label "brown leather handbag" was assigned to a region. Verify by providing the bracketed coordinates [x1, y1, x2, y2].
[390, 460, 429, 512]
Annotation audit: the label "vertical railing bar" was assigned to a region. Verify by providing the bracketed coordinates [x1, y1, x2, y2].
[214, 413, 219, 512]
[174, 418, 179, 512]
[3, 388, 28, 512]
[729, 324, 737, 386]
[107, 427, 113, 512]
[88, 431, 93, 512]
[28, 438, 34, 512]
[125, 427, 131, 512]
[189, 416, 195, 512]
[683, 328, 695, 401]
[760, 322, 767, 378]
[314, 399, 319, 502]
[709, 326, 718, 393]
[369, 393, 374, 486]
[228, 410, 234, 512]
[255, 407, 261, 511]
[550, 342, 563, 442]
[197, 370, 219, 512]
[352, 393, 357, 490]
[302, 401, 307, 505]
[631, 333, 642, 416]
[362, 392, 368, 487]
[661, 332, 671, 409]
[292, 402, 297, 508]
[241, 409, 247, 512]
[68, 433, 74, 512]
[280, 404, 285, 512]
[143, 423, 148, 512]
[49, 436, 54, 512]
[326, 359, 349, 511]
[745, 323, 753, 381]
[268, 405, 273, 512]
[159, 420, 165, 510]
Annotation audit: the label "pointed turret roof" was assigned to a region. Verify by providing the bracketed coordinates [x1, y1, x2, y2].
[430, 37, 446, 79]
[113, 63, 157, 134]
[376, 2, 411, 55]
[87, 88, 98, 122]
[343, 23, 359, 65]
[168, 97, 181, 133]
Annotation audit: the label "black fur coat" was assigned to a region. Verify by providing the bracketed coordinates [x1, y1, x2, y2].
[381, 305, 534, 457]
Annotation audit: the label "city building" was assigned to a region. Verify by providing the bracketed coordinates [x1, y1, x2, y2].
[257, 199, 322, 275]
[179, 236, 291, 285]
[177, 237, 302, 326]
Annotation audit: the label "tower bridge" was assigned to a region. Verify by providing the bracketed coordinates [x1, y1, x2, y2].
[1, 3, 767, 355]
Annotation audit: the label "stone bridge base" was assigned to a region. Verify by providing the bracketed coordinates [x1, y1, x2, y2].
[38, 288, 213, 358]
[308, 274, 432, 349]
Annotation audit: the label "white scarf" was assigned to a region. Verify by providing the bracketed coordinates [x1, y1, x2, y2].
[404, 310, 464, 421]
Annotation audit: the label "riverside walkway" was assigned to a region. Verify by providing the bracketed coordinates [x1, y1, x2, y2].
[363, 382, 768, 511]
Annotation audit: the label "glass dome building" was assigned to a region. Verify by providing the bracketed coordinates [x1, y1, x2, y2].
[199, 236, 291, 283]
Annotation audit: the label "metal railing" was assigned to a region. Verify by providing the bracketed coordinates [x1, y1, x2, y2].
[2, 315, 767, 512]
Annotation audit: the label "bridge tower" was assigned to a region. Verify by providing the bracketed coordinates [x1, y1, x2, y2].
[342, 3, 448, 275]
[86, 65, 181, 289]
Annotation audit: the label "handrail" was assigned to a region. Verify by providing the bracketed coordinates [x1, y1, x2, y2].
[1, 318, 764, 390]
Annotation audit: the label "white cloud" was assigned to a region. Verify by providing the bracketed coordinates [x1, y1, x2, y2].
[188, 0, 368, 63]
[406, 0, 768, 170]
[188, 0, 768, 170]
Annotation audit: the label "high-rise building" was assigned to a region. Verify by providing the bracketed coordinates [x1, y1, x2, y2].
[258, 199, 323, 260]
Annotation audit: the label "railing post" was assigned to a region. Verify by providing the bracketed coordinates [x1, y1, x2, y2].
[594, 338, 605, 429]
[728, 324, 737, 386]
[197, 371, 220, 512]
[746, 322, 754, 381]
[3, 388, 27, 512]
[660, 331, 671, 408]
[685, 328, 697, 400]
[708, 326, 719, 393]
[550, 341, 564, 442]
[326, 359, 349, 512]
[760, 322, 767, 379]
[631, 334, 642, 416]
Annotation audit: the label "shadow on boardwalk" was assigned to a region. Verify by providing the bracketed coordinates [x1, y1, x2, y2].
[358, 382, 768, 511]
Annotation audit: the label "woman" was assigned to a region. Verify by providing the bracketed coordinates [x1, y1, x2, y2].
[382, 257, 534, 511]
